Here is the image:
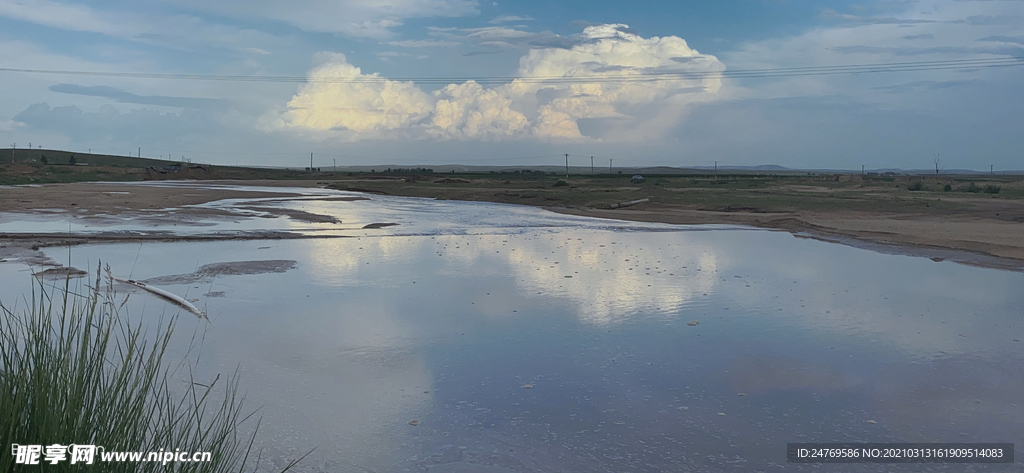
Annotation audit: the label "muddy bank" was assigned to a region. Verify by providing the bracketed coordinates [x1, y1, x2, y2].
[0, 181, 318, 215]
[550, 206, 1024, 271]
[319, 174, 1024, 270]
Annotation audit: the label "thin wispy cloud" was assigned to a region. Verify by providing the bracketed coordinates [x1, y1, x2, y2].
[385, 39, 459, 48]
[49, 84, 222, 108]
[163, 0, 480, 38]
[488, 15, 534, 24]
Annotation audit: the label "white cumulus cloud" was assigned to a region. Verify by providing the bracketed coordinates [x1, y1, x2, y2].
[280, 53, 433, 135]
[271, 24, 727, 142]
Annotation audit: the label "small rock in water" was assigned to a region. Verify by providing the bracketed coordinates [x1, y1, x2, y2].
[522, 384, 533, 389]
[408, 420, 419, 426]
[687, 321, 700, 326]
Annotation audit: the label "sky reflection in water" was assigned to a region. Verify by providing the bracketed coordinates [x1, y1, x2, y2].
[2, 190, 1022, 472]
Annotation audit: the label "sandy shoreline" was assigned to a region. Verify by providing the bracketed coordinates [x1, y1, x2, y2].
[2, 180, 1022, 271]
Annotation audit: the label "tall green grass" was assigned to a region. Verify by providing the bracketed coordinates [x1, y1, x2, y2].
[1, 264, 306, 472]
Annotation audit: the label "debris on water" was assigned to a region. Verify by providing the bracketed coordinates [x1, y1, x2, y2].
[718, 412, 726, 416]
[363, 222, 399, 229]
[867, 420, 877, 424]
[113, 276, 207, 319]
[522, 384, 533, 389]
[737, 393, 746, 396]
[408, 420, 419, 426]
[687, 321, 700, 326]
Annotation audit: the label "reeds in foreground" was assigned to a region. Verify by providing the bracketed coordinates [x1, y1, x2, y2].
[0, 264, 306, 472]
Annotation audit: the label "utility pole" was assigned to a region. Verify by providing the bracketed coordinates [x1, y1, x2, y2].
[565, 153, 569, 179]
[991, 164, 994, 175]
[591, 156, 594, 174]
[311, 152, 314, 172]
[9, 143, 14, 163]
[935, 154, 939, 175]
[861, 164, 865, 175]
[334, 158, 337, 173]
[138, 147, 141, 158]
[714, 161, 718, 180]
[609, 159, 612, 173]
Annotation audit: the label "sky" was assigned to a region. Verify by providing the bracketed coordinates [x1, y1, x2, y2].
[0, 0, 1021, 170]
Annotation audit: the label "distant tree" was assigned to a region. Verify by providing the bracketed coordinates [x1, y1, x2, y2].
[69, 155, 77, 165]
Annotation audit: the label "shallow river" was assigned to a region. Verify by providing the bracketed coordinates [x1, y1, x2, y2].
[1, 184, 1022, 472]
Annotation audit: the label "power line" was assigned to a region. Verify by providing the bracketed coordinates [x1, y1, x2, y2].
[0, 57, 1020, 85]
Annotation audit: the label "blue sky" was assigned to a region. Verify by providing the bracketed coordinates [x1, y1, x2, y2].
[0, 0, 1021, 170]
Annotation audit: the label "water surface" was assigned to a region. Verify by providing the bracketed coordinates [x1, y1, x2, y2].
[2, 185, 1021, 472]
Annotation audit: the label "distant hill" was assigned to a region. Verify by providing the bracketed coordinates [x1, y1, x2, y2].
[2, 148, 1020, 176]
[0, 148, 179, 167]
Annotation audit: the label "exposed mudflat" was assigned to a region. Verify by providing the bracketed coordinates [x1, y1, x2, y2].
[237, 206, 343, 224]
[142, 260, 298, 284]
[32, 266, 88, 279]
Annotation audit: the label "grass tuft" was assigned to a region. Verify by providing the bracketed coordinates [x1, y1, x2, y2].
[1, 264, 302, 472]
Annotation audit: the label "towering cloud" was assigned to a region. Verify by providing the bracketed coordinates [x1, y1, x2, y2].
[272, 24, 727, 142]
